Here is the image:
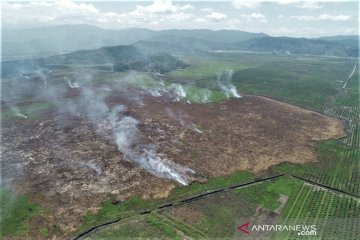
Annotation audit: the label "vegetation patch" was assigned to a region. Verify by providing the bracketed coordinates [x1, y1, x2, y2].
[166, 191, 259, 238]
[85, 216, 167, 240]
[272, 183, 360, 240]
[79, 170, 253, 233]
[0, 189, 44, 237]
[236, 177, 302, 210]
[271, 140, 360, 196]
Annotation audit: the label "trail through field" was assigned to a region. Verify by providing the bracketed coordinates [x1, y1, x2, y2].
[343, 64, 357, 89]
[318, 63, 357, 115]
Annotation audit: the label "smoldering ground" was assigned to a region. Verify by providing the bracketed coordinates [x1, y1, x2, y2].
[2, 66, 200, 187]
[217, 69, 241, 98]
[1, 63, 345, 235]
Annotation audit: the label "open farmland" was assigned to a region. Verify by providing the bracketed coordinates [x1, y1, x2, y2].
[84, 176, 359, 239]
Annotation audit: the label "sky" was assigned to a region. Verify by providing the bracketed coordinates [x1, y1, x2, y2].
[2, 0, 359, 37]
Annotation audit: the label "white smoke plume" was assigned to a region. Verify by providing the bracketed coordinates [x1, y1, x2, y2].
[101, 87, 112, 92]
[78, 161, 102, 175]
[188, 88, 211, 103]
[199, 89, 211, 103]
[5, 65, 194, 185]
[35, 69, 48, 88]
[217, 69, 241, 98]
[10, 106, 28, 119]
[65, 77, 80, 88]
[109, 107, 194, 185]
[147, 87, 167, 97]
[72, 87, 193, 186]
[170, 84, 187, 101]
[166, 108, 203, 134]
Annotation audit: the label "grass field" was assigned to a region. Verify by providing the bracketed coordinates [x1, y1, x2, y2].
[0, 189, 44, 238]
[170, 54, 258, 80]
[89, 190, 260, 239]
[1, 102, 57, 122]
[235, 176, 301, 210]
[84, 215, 171, 240]
[77, 170, 254, 234]
[87, 176, 359, 239]
[85, 213, 207, 240]
[169, 53, 355, 107]
[165, 191, 259, 238]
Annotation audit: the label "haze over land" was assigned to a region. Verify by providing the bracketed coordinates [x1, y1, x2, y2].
[1, 1, 359, 240]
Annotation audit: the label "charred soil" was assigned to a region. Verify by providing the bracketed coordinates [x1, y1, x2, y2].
[1, 92, 345, 237]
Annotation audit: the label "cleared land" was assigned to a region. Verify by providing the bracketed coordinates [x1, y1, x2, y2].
[1, 89, 344, 237]
[1, 52, 358, 239]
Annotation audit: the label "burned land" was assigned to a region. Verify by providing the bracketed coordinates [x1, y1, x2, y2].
[1, 84, 345, 233]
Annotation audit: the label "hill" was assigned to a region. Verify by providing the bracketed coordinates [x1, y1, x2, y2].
[2, 45, 188, 77]
[134, 35, 358, 57]
[156, 29, 267, 43]
[134, 36, 228, 53]
[317, 35, 358, 41]
[3, 25, 266, 60]
[236, 37, 358, 57]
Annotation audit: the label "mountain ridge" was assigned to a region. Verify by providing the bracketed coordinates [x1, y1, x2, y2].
[3, 25, 267, 60]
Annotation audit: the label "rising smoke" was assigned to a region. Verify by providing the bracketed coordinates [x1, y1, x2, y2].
[10, 106, 28, 119]
[68, 83, 194, 185]
[217, 69, 241, 98]
[110, 110, 194, 185]
[171, 84, 187, 101]
[3, 63, 195, 185]
[78, 161, 102, 175]
[166, 108, 203, 134]
[65, 77, 80, 88]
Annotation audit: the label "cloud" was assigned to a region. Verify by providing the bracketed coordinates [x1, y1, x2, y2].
[232, 1, 261, 9]
[297, 2, 323, 9]
[2, 0, 195, 29]
[233, 0, 324, 9]
[132, 0, 193, 15]
[2, 0, 100, 26]
[201, 8, 213, 13]
[241, 13, 268, 23]
[112, 0, 195, 27]
[206, 12, 228, 21]
[293, 14, 352, 21]
[201, 8, 228, 21]
[194, 17, 208, 23]
[1, 0, 357, 37]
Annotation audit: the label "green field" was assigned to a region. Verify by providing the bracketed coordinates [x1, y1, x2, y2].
[170, 53, 356, 108]
[77, 170, 254, 234]
[272, 181, 360, 240]
[0, 189, 45, 238]
[87, 176, 359, 239]
[272, 140, 360, 196]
